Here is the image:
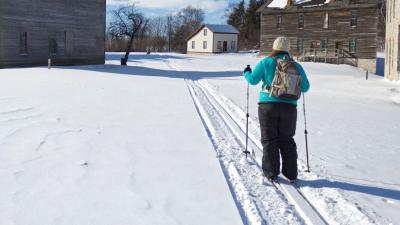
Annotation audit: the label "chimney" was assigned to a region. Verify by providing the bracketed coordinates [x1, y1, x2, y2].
[287, 0, 294, 7]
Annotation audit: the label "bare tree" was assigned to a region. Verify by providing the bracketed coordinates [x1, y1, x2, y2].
[109, 4, 148, 65]
[171, 6, 204, 53]
[148, 17, 168, 51]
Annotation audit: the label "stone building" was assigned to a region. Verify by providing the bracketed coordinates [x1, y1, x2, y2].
[385, 0, 400, 81]
[257, 0, 385, 73]
[0, 0, 106, 67]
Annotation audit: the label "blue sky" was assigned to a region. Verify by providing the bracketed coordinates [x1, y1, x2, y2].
[106, 0, 245, 24]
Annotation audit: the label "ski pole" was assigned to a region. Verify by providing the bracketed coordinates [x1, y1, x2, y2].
[302, 93, 310, 172]
[244, 82, 251, 158]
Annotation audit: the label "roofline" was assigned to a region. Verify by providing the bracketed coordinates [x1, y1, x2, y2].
[257, 0, 281, 13]
[257, 0, 379, 14]
[186, 24, 239, 41]
[258, 1, 379, 13]
[213, 32, 240, 35]
[260, 3, 379, 15]
[186, 25, 206, 41]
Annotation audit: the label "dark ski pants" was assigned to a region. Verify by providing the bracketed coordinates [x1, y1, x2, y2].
[258, 103, 298, 180]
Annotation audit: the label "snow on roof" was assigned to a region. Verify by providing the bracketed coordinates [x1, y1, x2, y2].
[267, 0, 330, 8]
[204, 24, 240, 34]
[186, 24, 239, 41]
[267, 0, 288, 8]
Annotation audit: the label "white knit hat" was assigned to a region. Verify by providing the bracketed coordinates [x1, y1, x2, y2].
[273, 36, 290, 52]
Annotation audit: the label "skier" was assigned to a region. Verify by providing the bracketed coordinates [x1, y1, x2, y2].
[243, 37, 310, 182]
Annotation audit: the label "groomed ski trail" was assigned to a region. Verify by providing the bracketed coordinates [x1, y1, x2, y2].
[195, 79, 377, 225]
[166, 59, 376, 225]
[166, 60, 304, 225]
[187, 78, 328, 225]
[186, 78, 305, 225]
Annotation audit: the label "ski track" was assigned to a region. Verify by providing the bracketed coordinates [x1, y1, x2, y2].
[197, 78, 377, 225]
[167, 59, 378, 225]
[169, 60, 304, 225]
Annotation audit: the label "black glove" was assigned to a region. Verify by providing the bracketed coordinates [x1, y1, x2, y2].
[244, 65, 252, 73]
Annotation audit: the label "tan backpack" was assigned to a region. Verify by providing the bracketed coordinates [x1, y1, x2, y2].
[269, 57, 302, 100]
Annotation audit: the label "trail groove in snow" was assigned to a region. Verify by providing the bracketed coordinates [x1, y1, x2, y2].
[167, 57, 377, 225]
[196, 79, 377, 225]
[168, 59, 304, 225]
[186, 79, 304, 225]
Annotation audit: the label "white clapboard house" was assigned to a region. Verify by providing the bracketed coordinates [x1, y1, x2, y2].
[187, 24, 239, 54]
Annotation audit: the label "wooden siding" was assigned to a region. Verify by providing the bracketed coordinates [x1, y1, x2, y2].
[0, 0, 106, 67]
[260, 2, 382, 60]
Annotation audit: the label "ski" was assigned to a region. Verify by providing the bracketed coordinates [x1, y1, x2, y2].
[263, 176, 280, 190]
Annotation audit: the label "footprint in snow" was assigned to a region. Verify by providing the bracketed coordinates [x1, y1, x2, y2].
[129, 172, 152, 210]
[381, 198, 396, 205]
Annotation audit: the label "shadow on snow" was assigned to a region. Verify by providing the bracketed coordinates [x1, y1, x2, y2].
[299, 179, 400, 201]
[63, 64, 241, 80]
[61, 53, 241, 80]
[105, 52, 194, 63]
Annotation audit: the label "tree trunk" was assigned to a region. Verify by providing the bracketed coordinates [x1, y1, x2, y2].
[121, 35, 135, 66]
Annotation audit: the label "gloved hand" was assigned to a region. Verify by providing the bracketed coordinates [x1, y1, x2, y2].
[244, 65, 252, 73]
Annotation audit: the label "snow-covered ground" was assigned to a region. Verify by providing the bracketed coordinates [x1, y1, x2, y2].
[1, 52, 399, 225]
[164, 52, 400, 225]
[0, 58, 243, 225]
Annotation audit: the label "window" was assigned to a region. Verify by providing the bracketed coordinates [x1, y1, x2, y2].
[349, 38, 357, 53]
[217, 41, 222, 50]
[297, 39, 304, 53]
[192, 41, 195, 49]
[204, 29, 207, 36]
[298, 14, 304, 29]
[19, 32, 28, 54]
[351, 11, 357, 27]
[231, 41, 236, 50]
[323, 13, 329, 29]
[49, 34, 58, 55]
[322, 38, 328, 49]
[276, 15, 282, 29]
[203, 41, 207, 49]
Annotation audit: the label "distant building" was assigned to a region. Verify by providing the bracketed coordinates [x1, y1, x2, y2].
[385, 0, 400, 81]
[257, 0, 385, 73]
[187, 24, 239, 54]
[0, 0, 106, 68]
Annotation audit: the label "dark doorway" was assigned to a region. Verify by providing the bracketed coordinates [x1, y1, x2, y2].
[223, 41, 228, 52]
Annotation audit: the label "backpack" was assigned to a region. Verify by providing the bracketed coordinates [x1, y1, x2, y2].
[268, 56, 302, 101]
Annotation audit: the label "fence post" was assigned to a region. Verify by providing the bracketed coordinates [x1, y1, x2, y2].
[325, 49, 328, 63]
[48, 58, 51, 69]
[313, 48, 316, 62]
[366, 70, 369, 80]
[336, 50, 339, 65]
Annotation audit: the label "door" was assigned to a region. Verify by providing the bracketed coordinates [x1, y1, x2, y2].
[223, 41, 228, 52]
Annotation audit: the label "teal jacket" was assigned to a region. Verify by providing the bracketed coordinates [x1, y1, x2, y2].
[244, 53, 310, 105]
